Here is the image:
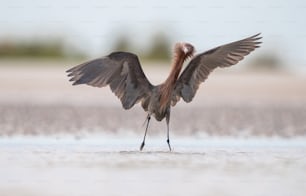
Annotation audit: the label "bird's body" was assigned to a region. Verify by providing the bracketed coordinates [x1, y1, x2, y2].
[67, 34, 262, 151]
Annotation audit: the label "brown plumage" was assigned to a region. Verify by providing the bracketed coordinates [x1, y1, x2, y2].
[66, 33, 262, 151]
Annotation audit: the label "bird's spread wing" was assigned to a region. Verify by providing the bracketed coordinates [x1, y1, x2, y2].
[66, 52, 153, 109]
[172, 33, 262, 105]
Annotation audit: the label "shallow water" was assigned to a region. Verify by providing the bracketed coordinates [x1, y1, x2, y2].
[1, 136, 306, 196]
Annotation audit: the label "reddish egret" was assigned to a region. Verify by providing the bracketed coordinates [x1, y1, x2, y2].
[66, 33, 262, 151]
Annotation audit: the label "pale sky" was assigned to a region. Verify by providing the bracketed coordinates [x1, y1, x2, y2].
[1, 0, 306, 71]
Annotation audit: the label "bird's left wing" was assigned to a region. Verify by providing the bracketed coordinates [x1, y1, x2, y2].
[66, 52, 153, 109]
[172, 33, 262, 106]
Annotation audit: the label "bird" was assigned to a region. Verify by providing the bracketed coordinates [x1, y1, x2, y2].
[66, 33, 262, 151]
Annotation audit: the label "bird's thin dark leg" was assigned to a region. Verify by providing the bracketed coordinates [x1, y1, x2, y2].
[166, 109, 172, 151]
[140, 114, 151, 151]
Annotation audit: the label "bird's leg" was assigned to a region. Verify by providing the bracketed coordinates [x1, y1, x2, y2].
[166, 109, 172, 151]
[140, 114, 151, 151]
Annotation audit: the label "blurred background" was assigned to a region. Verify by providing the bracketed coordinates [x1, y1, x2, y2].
[0, 0, 306, 137]
[1, 1, 306, 196]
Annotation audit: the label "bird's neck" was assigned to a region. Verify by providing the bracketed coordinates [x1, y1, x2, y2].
[159, 52, 186, 111]
[164, 52, 185, 85]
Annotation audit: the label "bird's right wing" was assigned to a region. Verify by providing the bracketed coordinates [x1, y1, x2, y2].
[172, 33, 262, 105]
[66, 52, 153, 109]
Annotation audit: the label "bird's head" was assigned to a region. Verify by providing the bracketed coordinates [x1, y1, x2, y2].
[175, 42, 195, 60]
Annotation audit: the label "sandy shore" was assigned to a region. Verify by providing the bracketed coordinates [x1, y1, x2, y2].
[1, 62, 306, 137]
[1, 60, 306, 106]
[1, 103, 306, 137]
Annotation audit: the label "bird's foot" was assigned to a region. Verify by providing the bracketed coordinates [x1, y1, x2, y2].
[140, 141, 145, 151]
[167, 139, 172, 151]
